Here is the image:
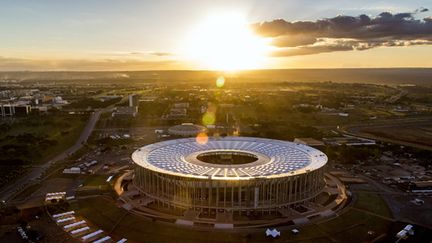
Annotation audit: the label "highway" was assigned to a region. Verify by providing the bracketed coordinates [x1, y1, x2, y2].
[343, 116, 432, 151]
[0, 110, 102, 202]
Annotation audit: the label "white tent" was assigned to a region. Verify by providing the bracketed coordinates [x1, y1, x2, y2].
[265, 228, 281, 238]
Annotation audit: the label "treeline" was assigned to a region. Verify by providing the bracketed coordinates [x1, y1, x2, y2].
[324, 145, 381, 164]
[66, 97, 121, 109]
[0, 133, 59, 185]
[1, 133, 58, 157]
[0, 160, 30, 186]
[245, 121, 323, 140]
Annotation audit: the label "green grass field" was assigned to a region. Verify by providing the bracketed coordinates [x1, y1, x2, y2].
[82, 175, 111, 187]
[353, 191, 393, 218]
[74, 197, 248, 243]
[0, 113, 89, 186]
[74, 185, 394, 243]
[0, 113, 89, 163]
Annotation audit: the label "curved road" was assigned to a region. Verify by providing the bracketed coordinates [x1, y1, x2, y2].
[0, 110, 102, 202]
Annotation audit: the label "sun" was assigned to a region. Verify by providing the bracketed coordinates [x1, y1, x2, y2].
[183, 13, 270, 71]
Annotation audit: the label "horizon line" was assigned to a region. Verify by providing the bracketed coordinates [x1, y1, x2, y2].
[1, 67, 432, 73]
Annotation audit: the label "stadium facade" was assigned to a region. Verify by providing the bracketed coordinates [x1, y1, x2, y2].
[132, 137, 327, 213]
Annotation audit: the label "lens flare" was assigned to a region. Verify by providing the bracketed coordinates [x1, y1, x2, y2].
[196, 132, 209, 145]
[216, 76, 225, 88]
[202, 112, 216, 125]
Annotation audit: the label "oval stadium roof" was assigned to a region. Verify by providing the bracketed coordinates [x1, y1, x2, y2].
[132, 137, 327, 180]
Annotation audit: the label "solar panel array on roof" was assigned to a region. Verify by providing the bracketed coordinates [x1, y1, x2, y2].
[133, 137, 327, 179]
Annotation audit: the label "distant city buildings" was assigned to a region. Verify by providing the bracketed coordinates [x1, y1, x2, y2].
[164, 102, 189, 119]
[99, 95, 121, 102]
[0, 88, 70, 118]
[111, 94, 139, 118]
[128, 94, 139, 107]
[0, 104, 31, 117]
[53, 96, 68, 105]
[112, 106, 138, 118]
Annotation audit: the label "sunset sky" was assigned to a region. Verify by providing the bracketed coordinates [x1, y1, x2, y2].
[0, 0, 431, 70]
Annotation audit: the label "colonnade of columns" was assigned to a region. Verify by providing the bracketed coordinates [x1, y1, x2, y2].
[134, 167, 325, 212]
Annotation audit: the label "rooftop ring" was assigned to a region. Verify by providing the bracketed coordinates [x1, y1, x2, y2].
[132, 136, 327, 180]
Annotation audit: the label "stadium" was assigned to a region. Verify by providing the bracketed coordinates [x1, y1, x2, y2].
[167, 123, 207, 137]
[131, 137, 327, 214]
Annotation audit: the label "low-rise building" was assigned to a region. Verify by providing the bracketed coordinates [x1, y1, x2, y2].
[112, 106, 138, 117]
[323, 135, 376, 146]
[0, 104, 31, 117]
[294, 138, 325, 147]
[63, 167, 81, 174]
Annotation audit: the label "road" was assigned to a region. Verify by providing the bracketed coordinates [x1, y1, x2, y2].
[0, 110, 102, 202]
[341, 116, 432, 151]
[354, 175, 432, 229]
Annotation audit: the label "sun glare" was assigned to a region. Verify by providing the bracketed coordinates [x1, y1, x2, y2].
[183, 13, 270, 71]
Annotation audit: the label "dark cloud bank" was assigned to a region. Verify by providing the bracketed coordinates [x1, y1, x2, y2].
[253, 9, 432, 56]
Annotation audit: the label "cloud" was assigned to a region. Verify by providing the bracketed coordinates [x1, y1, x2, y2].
[271, 34, 317, 47]
[416, 7, 429, 13]
[128, 52, 143, 55]
[99, 51, 174, 57]
[0, 56, 181, 71]
[272, 44, 353, 57]
[253, 10, 432, 56]
[125, 51, 174, 56]
[148, 51, 173, 57]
